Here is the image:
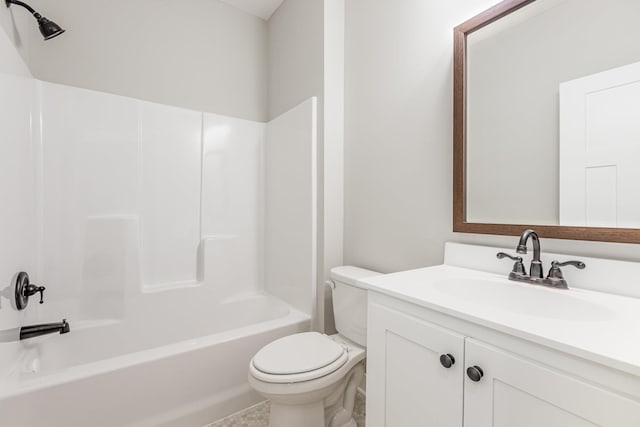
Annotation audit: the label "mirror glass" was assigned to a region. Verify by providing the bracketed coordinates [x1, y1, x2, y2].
[465, 0, 640, 228]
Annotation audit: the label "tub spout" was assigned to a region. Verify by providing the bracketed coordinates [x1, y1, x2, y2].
[20, 319, 70, 340]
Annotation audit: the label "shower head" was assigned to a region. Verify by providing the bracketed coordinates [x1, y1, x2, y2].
[5, 0, 65, 40]
[36, 15, 65, 40]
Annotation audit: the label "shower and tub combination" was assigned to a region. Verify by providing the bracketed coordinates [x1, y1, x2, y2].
[0, 64, 318, 425]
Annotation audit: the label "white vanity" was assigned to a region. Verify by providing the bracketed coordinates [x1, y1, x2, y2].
[361, 243, 640, 427]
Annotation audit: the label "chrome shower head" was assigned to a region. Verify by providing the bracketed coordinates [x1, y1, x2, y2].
[6, 0, 65, 40]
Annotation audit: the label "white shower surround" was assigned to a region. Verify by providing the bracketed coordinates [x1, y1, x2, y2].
[0, 71, 317, 425]
[38, 82, 265, 297]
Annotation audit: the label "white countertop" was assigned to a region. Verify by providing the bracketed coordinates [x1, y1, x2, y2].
[360, 263, 640, 377]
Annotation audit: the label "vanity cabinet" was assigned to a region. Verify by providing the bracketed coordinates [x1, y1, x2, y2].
[367, 300, 640, 427]
[464, 339, 640, 427]
[367, 302, 465, 426]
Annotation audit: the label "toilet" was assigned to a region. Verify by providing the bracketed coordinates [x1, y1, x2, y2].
[248, 266, 381, 427]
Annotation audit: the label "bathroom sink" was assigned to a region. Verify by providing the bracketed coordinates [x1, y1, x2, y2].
[359, 243, 640, 376]
[432, 277, 615, 322]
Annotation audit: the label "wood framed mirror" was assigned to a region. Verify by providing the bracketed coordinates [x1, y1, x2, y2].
[453, 0, 640, 243]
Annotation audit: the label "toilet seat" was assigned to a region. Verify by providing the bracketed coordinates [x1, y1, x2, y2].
[250, 332, 349, 384]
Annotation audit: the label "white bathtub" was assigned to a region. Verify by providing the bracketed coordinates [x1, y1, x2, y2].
[0, 292, 310, 427]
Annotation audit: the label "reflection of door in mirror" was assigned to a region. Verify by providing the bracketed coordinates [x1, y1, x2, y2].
[560, 61, 640, 228]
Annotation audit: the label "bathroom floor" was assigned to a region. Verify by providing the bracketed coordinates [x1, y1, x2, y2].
[206, 391, 366, 427]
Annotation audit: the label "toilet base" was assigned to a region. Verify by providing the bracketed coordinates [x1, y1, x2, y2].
[326, 363, 365, 427]
[269, 402, 358, 427]
[265, 362, 365, 427]
[270, 401, 325, 426]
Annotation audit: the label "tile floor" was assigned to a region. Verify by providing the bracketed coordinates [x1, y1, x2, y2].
[207, 401, 270, 427]
[206, 391, 366, 427]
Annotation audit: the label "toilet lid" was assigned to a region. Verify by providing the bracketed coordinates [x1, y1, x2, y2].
[252, 332, 346, 376]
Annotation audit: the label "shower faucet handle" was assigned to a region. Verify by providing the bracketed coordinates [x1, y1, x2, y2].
[14, 272, 46, 310]
[496, 252, 526, 276]
[30, 285, 46, 304]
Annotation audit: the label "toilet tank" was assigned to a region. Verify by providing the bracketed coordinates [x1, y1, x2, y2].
[330, 266, 382, 347]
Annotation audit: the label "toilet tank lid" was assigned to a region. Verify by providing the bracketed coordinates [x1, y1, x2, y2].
[330, 266, 382, 289]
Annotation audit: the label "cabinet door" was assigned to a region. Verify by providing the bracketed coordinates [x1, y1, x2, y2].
[464, 339, 640, 427]
[367, 302, 465, 427]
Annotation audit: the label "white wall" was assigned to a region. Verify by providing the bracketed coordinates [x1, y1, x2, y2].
[39, 82, 141, 311]
[0, 30, 36, 372]
[268, 0, 346, 331]
[1, 71, 314, 359]
[1, 0, 268, 121]
[38, 83, 272, 310]
[322, 0, 345, 333]
[264, 98, 317, 316]
[201, 113, 265, 299]
[344, 0, 640, 274]
[0, 80, 271, 337]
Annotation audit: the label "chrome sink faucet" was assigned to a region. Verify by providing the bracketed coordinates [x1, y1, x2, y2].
[497, 229, 586, 289]
[516, 229, 543, 278]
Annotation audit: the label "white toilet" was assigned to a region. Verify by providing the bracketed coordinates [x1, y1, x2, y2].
[248, 266, 381, 427]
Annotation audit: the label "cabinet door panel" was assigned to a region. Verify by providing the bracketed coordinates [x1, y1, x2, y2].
[464, 339, 640, 427]
[367, 303, 465, 427]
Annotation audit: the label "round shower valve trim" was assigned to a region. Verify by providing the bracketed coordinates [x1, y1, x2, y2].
[14, 272, 46, 310]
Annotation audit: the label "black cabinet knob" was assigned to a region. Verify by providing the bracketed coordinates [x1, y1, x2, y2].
[439, 354, 455, 369]
[466, 366, 484, 382]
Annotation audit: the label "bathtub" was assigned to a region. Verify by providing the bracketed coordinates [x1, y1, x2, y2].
[0, 292, 310, 427]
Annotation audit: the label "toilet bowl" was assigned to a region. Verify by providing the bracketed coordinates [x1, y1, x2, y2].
[249, 332, 365, 427]
[248, 266, 381, 427]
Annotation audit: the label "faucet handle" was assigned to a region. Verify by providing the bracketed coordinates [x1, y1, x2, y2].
[497, 252, 526, 275]
[497, 252, 521, 261]
[547, 260, 586, 279]
[25, 284, 46, 303]
[546, 260, 586, 289]
[552, 260, 586, 269]
[36, 286, 45, 304]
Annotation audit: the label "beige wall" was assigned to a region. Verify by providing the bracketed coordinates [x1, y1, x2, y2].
[1, 0, 268, 121]
[268, 0, 324, 121]
[344, 0, 640, 274]
[0, 1, 31, 76]
[0, 22, 30, 77]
